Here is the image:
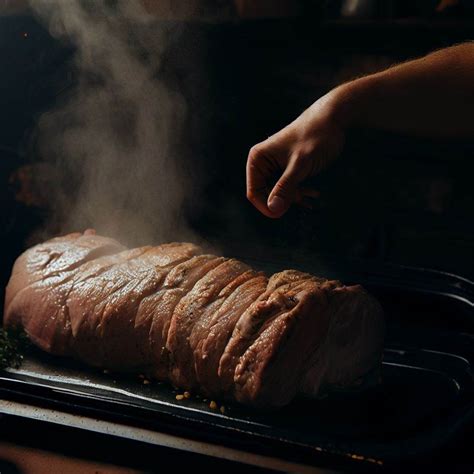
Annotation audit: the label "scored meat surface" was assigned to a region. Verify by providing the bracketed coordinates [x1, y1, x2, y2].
[3, 231, 385, 408]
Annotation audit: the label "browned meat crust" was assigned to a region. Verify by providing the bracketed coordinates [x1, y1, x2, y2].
[4, 232, 384, 408]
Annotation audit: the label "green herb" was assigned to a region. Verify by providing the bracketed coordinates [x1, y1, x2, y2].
[0, 328, 30, 370]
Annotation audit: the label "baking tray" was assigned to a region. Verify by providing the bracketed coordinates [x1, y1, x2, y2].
[1, 261, 473, 472]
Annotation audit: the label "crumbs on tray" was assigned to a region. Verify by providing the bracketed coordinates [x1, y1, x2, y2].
[173, 391, 227, 414]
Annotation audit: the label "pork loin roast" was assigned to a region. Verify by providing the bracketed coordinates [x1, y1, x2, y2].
[3, 231, 384, 408]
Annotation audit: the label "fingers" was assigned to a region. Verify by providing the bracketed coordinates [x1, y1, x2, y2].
[293, 187, 320, 210]
[246, 144, 278, 218]
[247, 144, 321, 218]
[297, 198, 315, 210]
[299, 187, 320, 199]
[266, 155, 306, 218]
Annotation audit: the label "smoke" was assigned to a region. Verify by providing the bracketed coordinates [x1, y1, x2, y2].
[30, 0, 196, 246]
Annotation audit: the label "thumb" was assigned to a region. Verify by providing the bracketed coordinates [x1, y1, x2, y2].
[267, 158, 303, 217]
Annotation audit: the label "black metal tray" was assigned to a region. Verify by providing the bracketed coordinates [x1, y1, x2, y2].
[1, 261, 473, 472]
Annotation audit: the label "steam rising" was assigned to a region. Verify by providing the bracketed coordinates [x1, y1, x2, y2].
[30, 0, 194, 245]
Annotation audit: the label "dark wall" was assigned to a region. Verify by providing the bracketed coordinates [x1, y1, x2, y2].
[1, 15, 473, 285]
[182, 20, 474, 278]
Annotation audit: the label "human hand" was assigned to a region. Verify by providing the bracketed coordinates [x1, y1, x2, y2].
[246, 91, 346, 218]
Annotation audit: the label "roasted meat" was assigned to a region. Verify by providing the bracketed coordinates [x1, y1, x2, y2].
[4, 230, 384, 408]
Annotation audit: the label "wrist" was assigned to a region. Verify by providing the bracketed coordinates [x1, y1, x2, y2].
[326, 75, 376, 130]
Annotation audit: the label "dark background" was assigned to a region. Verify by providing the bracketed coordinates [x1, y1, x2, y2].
[0, 3, 473, 472]
[1, 3, 473, 294]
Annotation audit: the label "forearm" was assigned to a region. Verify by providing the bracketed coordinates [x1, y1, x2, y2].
[328, 43, 474, 138]
[246, 43, 474, 218]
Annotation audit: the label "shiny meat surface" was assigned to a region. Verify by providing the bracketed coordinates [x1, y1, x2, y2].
[4, 231, 384, 408]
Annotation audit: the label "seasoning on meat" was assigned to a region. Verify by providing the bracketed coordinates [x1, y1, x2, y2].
[3, 230, 385, 408]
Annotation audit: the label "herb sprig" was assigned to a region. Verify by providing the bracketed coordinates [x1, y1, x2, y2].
[0, 328, 30, 370]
